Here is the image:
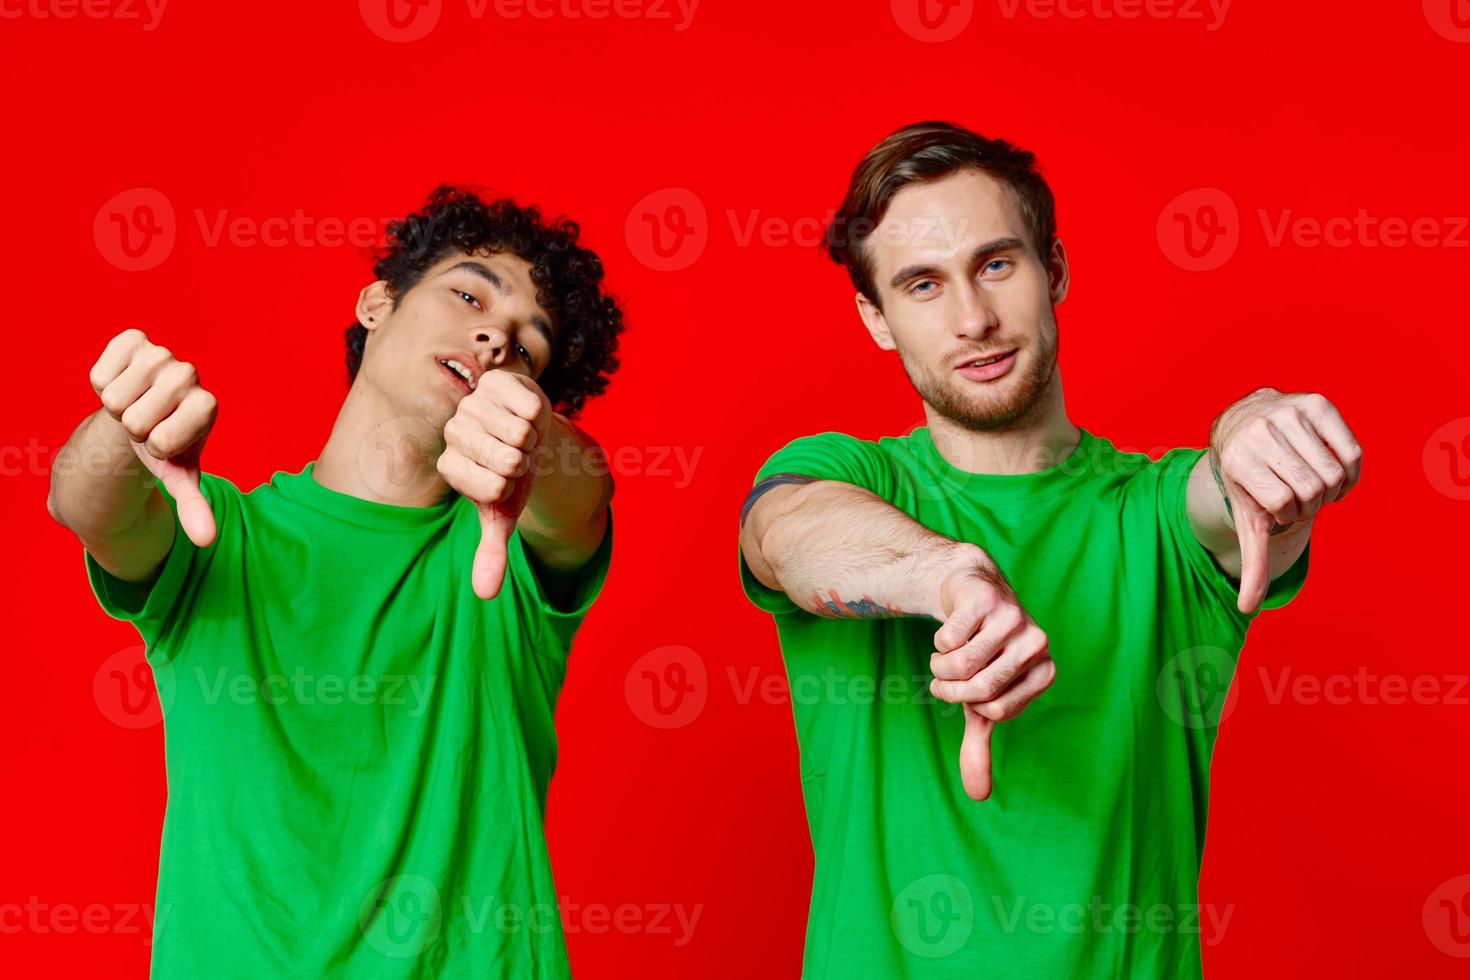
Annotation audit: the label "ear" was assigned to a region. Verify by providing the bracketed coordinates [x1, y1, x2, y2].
[355, 280, 394, 331]
[1047, 239, 1070, 307]
[855, 292, 896, 351]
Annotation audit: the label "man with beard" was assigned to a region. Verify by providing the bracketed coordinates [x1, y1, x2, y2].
[738, 122, 1361, 977]
[49, 187, 621, 978]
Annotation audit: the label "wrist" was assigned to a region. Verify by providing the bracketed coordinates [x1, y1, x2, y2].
[929, 541, 992, 620]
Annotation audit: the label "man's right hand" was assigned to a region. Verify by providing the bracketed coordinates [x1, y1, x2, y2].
[929, 559, 1055, 802]
[90, 329, 219, 547]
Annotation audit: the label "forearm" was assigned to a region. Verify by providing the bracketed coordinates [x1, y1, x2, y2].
[1189, 447, 1312, 580]
[518, 415, 613, 564]
[743, 480, 989, 620]
[47, 408, 159, 539]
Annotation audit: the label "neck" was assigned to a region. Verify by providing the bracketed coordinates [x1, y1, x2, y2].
[314, 378, 453, 507]
[925, 371, 1080, 475]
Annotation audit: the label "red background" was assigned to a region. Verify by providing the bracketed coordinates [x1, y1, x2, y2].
[4, 0, 1469, 976]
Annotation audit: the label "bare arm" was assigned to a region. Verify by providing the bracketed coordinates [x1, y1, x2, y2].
[48, 330, 218, 584]
[740, 477, 980, 619]
[49, 409, 175, 583]
[517, 414, 613, 573]
[740, 475, 1055, 801]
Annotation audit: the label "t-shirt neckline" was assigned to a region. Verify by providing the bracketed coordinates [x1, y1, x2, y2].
[275, 461, 461, 528]
[907, 426, 1110, 504]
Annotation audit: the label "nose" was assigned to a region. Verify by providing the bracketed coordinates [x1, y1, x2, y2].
[954, 280, 1000, 341]
[473, 323, 511, 367]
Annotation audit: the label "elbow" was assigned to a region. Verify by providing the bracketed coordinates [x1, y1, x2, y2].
[46, 483, 69, 529]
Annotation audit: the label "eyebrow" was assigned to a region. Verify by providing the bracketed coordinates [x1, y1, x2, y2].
[445, 260, 557, 353]
[887, 237, 1028, 290]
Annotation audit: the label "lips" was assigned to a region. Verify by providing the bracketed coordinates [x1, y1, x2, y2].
[437, 358, 475, 394]
[435, 352, 482, 394]
[953, 349, 1018, 383]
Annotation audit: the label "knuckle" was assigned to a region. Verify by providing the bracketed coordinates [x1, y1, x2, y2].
[1037, 658, 1058, 689]
[1263, 488, 1293, 512]
[119, 409, 151, 442]
[170, 360, 199, 386]
[509, 418, 535, 448]
[99, 387, 128, 416]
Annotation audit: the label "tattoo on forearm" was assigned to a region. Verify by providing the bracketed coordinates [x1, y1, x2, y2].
[808, 589, 902, 619]
[740, 473, 817, 526]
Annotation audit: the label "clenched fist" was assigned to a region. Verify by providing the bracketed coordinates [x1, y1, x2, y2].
[90, 329, 219, 547]
[437, 370, 553, 600]
[929, 558, 1056, 802]
[1210, 389, 1362, 614]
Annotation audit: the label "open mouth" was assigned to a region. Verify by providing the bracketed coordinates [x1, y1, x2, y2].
[953, 349, 1018, 382]
[437, 358, 477, 393]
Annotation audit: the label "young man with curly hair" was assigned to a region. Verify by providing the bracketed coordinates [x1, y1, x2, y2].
[738, 123, 1362, 977]
[49, 186, 623, 977]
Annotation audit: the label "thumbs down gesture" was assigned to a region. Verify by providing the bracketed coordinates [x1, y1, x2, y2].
[436, 370, 552, 600]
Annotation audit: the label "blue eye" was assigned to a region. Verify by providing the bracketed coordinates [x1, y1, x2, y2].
[910, 280, 937, 296]
[984, 259, 1011, 274]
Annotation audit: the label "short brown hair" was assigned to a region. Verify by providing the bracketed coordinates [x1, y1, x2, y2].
[826, 121, 1057, 306]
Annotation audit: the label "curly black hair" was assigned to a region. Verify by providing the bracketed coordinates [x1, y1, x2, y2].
[345, 185, 623, 417]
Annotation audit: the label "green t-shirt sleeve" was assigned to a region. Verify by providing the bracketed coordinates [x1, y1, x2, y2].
[506, 505, 614, 660]
[738, 432, 897, 616]
[1155, 447, 1311, 621]
[83, 473, 237, 662]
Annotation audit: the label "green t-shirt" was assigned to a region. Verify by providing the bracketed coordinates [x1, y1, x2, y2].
[85, 462, 612, 979]
[739, 427, 1309, 979]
